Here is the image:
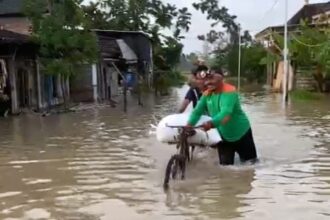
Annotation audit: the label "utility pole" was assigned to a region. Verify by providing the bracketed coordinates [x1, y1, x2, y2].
[283, 0, 289, 106]
[238, 26, 241, 92]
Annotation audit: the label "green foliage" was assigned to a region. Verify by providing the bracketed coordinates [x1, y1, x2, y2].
[186, 52, 198, 63]
[154, 70, 185, 95]
[156, 38, 184, 70]
[259, 52, 280, 65]
[270, 23, 330, 92]
[271, 24, 330, 76]
[210, 42, 268, 83]
[24, 0, 98, 77]
[192, 0, 268, 84]
[167, 70, 186, 87]
[241, 44, 268, 83]
[193, 0, 238, 42]
[82, 0, 192, 74]
[81, 2, 111, 30]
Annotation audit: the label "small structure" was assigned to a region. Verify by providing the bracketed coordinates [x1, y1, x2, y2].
[0, 0, 67, 114]
[0, 0, 154, 114]
[0, 0, 32, 35]
[70, 30, 153, 105]
[255, 1, 330, 92]
[0, 29, 39, 114]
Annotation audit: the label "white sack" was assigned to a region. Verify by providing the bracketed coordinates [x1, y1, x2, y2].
[156, 113, 221, 146]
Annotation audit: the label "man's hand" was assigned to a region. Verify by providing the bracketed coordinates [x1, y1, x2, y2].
[184, 124, 193, 129]
[202, 121, 213, 131]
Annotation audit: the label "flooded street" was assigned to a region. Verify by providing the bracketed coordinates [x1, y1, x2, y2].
[0, 86, 329, 220]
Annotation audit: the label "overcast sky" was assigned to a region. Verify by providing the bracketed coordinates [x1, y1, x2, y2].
[85, 0, 329, 53]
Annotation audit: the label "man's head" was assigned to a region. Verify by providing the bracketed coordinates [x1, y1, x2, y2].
[189, 64, 209, 91]
[195, 68, 224, 91]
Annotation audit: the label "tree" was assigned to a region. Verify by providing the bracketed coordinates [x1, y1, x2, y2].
[186, 52, 199, 63]
[241, 43, 268, 83]
[24, 0, 98, 107]
[81, 2, 111, 29]
[193, 0, 238, 44]
[83, 0, 192, 69]
[271, 22, 330, 92]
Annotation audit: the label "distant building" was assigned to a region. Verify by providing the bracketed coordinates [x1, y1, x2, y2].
[255, 1, 330, 92]
[0, 0, 70, 114]
[0, 0, 154, 114]
[70, 30, 153, 103]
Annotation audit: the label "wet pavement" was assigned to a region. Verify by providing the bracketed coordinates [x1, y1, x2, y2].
[0, 86, 329, 220]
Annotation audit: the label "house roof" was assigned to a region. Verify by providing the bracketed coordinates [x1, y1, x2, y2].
[255, 1, 330, 40]
[288, 1, 330, 25]
[0, 29, 30, 44]
[255, 23, 329, 40]
[92, 29, 151, 40]
[0, 0, 24, 16]
[93, 30, 152, 63]
[96, 33, 122, 60]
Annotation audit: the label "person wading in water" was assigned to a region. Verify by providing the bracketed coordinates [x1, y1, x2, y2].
[187, 68, 258, 165]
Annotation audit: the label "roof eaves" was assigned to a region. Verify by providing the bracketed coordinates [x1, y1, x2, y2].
[92, 29, 152, 40]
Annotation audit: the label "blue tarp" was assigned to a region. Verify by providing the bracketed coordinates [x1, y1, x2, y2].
[125, 72, 136, 87]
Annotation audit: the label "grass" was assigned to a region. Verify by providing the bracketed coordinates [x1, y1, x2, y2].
[290, 90, 325, 101]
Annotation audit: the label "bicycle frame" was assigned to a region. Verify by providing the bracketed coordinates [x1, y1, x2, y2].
[166, 124, 201, 161]
[163, 124, 202, 188]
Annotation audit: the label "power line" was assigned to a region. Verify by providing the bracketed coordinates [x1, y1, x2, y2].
[259, 0, 280, 23]
[290, 33, 325, 47]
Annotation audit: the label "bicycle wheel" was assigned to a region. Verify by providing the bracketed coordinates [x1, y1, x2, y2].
[163, 154, 185, 188]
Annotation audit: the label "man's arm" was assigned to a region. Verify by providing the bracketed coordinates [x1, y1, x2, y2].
[178, 89, 194, 113]
[211, 92, 238, 127]
[187, 95, 207, 126]
[178, 99, 190, 113]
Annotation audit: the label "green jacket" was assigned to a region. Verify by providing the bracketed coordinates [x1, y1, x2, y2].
[188, 83, 250, 142]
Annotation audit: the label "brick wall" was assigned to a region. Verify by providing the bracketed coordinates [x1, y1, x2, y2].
[0, 17, 31, 35]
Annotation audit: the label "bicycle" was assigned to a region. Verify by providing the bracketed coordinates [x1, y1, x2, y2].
[163, 124, 203, 189]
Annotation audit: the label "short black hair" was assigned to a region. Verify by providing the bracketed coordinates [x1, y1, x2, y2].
[210, 68, 224, 76]
[196, 65, 208, 72]
[191, 65, 208, 76]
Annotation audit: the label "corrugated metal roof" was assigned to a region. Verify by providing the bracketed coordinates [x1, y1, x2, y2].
[96, 33, 122, 59]
[92, 29, 151, 39]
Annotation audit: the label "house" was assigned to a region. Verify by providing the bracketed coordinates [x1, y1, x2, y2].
[0, 0, 154, 114]
[0, 29, 40, 114]
[70, 30, 153, 103]
[255, 1, 330, 92]
[0, 0, 67, 114]
[0, 0, 31, 35]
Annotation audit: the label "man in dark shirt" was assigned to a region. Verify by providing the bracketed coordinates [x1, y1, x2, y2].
[178, 65, 207, 113]
[178, 87, 202, 113]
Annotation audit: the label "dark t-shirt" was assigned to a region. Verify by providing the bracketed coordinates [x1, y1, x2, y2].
[185, 88, 202, 107]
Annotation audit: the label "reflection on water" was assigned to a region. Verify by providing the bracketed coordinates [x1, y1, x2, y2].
[0, 86, 329, 220]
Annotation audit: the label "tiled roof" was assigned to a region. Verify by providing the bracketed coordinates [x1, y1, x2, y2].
[0, 29, 29, 43]
[288, 1, 330, 25]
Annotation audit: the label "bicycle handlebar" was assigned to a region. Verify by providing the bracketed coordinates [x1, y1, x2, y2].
[165, 123, 202, 129]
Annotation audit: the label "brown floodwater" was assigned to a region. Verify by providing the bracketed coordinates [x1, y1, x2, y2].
[0, 86, 329, 220]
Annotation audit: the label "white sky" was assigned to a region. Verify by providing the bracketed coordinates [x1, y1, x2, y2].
[85, 0, 329, 53]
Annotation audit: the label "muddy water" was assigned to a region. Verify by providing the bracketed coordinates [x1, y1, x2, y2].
[0, 87, 329, 220]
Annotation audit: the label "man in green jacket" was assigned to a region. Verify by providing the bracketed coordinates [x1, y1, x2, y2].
[187, 68, 258, 165]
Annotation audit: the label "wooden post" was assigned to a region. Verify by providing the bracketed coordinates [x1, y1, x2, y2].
[35, 57, 42, 111]
[123, 81, 127, 112]
[7, 59, 19, 114]
[110, 62, 127, 112]
[137, 73, 142, 106]
[92, 64, 98, 102]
